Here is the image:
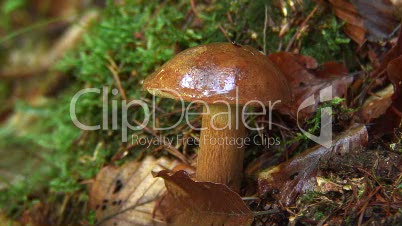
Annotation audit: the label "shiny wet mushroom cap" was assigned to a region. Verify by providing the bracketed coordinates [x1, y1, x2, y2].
[143, 42, 290, 105]
[143, 42, 291, 192]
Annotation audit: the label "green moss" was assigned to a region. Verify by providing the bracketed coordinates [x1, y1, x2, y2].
[314, 211, 325, 221]
[300, 16, 352, 63]
[285, 97, 350, 153]
[300, 191, 320, 203]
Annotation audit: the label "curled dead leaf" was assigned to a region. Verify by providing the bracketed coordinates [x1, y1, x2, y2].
[154, 170, 254, 226]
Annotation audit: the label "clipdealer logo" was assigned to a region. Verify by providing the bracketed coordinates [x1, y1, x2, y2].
[70, 86, 334, 147]
[297, 86, 333, 148]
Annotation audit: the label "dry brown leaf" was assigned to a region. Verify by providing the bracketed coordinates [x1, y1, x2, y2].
[154, 170, 254, 226]
[358, 84, 394, 122]
[328, 0, 399, 46]
[314, 61, 350, 78]
[373, 30, 402, 77]
[258, 124, 368, 206]
[88, 156, 177, 226]
[387, 55, 402, 111]
[269, 52, 352, 120]
[268, 52, 317, 87]
[368, 32, 402, 136]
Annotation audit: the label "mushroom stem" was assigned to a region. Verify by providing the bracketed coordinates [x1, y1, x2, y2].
[196, 104, 245, 192]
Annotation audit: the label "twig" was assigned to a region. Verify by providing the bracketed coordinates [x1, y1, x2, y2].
[263, 4, 268, 54]
[226, 12, 234, 24]
[190, 0, 199, 18]
[218, 24, 232, 42]
[242, 196, 260, 201]
[256, 120, 291, 131]
[285, 5, 318, 52]
[107, 57, 128, 100]
[253, 209, 281, 216]
[357, 201, 368, 226]
[357, 186, 381, 226]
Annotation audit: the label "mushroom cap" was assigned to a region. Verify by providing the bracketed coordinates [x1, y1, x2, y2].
[143, 43, 291, 105]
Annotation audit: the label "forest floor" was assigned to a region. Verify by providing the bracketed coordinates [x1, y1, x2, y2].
[0, 0, 401, 225]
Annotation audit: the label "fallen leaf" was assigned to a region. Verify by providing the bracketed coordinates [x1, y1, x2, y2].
[373, 29, 402, 77]
[368, 32, 402, 136]
[269, 52, 352, 120]
[268, 52, 317, 87]
[88, 156, 177, 226]
[328, 0, 399, 46]
[358, 84, 394, 122]
[314, 61, 349, 78]
[154, 170, 254, 226]
[387, 55, 402, 112]
[258, 124, 368, 206]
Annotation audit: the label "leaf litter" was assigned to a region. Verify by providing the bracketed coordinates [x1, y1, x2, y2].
[258, 124, 368, 206]
[88, 156, 177, 226]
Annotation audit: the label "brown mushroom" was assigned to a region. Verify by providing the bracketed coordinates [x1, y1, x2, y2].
[144, 43, 290, 191]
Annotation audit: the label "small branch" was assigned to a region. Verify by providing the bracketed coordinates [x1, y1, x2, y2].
[285, 5, 318, 52]
[263, 4, 268, 54]
[190, 0, 199, 18]
[107, 57, 128, 100]
[218, 24, 232, 42]
[253, 209, 280, 216]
